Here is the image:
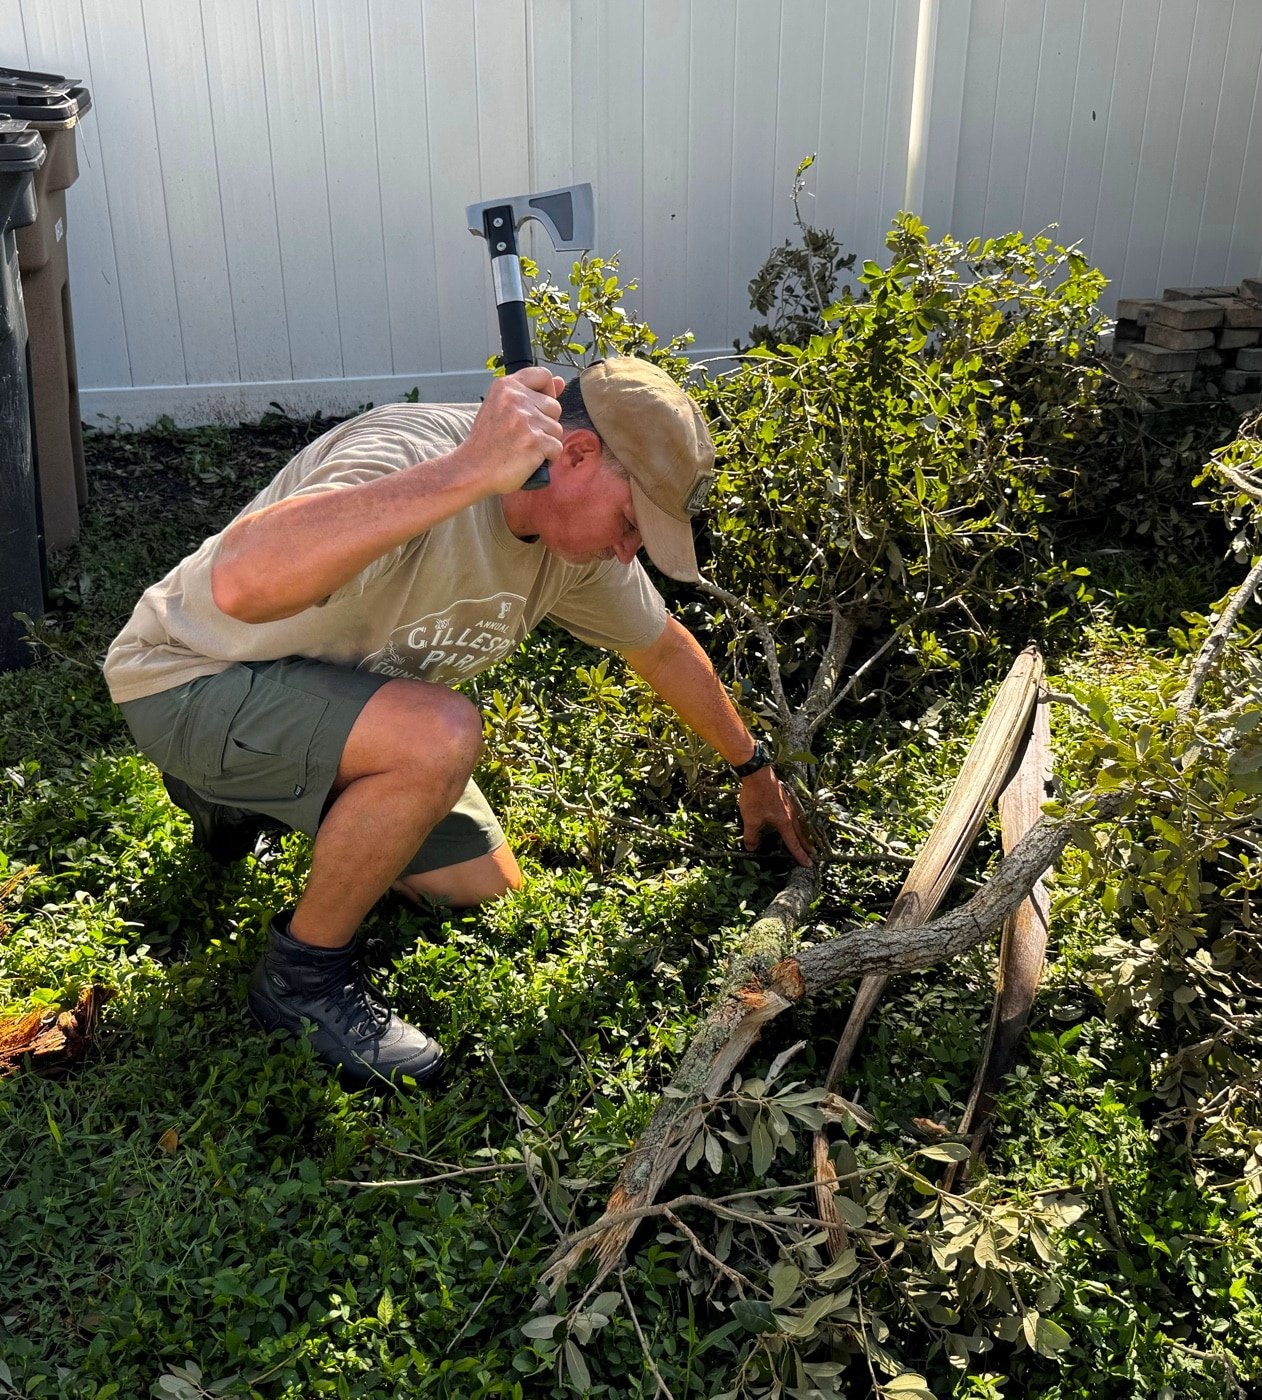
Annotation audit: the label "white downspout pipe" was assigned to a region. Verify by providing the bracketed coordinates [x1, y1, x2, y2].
[904, 0, 940, 215]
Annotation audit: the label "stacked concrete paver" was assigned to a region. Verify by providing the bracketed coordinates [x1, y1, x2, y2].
[1111, 278, 1262, 408]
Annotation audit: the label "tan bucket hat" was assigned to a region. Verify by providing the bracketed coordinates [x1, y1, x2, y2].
[579, 357, 716, 582]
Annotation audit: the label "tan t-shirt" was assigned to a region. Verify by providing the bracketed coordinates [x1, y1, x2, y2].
[103, 403, 669, 704]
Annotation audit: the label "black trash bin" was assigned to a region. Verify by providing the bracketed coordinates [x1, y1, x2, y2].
[0, 67, 92, 551]
[0, 115, 46, 674]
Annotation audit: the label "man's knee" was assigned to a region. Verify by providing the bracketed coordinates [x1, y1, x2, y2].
[417, 685, 483, 773]
[337, 679, 483, 794]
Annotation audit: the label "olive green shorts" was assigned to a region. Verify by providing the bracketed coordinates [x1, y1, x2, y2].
[118, 657, 505, 876]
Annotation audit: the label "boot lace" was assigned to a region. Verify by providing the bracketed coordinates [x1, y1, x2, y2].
[318, 944, 393, 1039]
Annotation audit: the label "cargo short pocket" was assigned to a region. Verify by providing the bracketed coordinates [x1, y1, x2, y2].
[204, 672, 328, 804]
[179, 666, 254, 781]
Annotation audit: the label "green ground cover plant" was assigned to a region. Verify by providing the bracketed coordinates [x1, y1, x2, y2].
[2, 208, 1260, 1399]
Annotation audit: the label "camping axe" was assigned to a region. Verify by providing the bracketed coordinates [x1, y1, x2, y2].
[466, 182, 595, 488]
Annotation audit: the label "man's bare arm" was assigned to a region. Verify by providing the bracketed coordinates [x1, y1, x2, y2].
[212, 369, 565, 623]
[622, 616, 813, 865]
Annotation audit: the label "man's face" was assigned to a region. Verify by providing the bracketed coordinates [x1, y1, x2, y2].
[535, 436, 643, 568]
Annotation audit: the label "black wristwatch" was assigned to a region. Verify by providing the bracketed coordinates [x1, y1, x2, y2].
[731, 740, 773, 779]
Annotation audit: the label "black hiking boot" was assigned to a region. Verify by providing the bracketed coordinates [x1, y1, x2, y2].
[247, 913, 445, 1088]
[162, 773, 278, 864]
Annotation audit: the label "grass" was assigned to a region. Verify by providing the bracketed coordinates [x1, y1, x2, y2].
[1, 417, 1260, 1399]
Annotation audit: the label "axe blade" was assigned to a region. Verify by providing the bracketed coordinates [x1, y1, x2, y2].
[466, 181, 594, 252]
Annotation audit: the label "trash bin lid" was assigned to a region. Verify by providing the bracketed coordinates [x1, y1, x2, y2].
[0, 117, 45, 172]
[0, 66, 91, 127]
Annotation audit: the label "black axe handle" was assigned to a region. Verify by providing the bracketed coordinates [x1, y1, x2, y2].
[481, 204, 549, 490]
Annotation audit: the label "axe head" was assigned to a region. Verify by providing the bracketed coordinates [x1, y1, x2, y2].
[466, 181, 594, 252]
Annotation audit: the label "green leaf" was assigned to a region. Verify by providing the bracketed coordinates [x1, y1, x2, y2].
[973, 1229, 1002, 1268]
[155, 1381, 197, 1400]
[1034, 1314, 1071, 1355]
[798, 1290, 852, 1331]
[918, 1141, 970, 1162]
[751, 1117, 774, 1176]
[769, 1261, 801, 1308]
[816, 1247, 858, 1283]
[522, 1314, 563, 1340]
[884, 1374, 937, 1399]
[732, 1299, 775, 1334]
[834, 1195, 868, 1229]
[1042, 1194, 1087, 1228]
[564, 1339, 591, 1392]
[1023, 1310, 1072, 1356]
[377, 1289, 394, 1326]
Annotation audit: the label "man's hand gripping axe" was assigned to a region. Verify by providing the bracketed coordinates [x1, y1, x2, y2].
[466, 182, 595, 489]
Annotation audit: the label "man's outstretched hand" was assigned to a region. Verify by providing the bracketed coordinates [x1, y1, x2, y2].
[738, 766, 814, 866]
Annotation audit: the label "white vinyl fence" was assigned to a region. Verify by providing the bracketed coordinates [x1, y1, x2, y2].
[2, 0, 1259, 426]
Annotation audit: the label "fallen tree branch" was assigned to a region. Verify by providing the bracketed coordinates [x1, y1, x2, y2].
[539, 785, 1127, 1293]
[802, 602, 859, 730]
[1220, 462, 1262, 503]
[539, 864, 818, 1292]
[1176, 552, 1262, 721]
[790, 795, 1124, 993]
[618, 1270, 677, 1400]
[813, 646, 1043, 1251]
[332, 1162, 525, 1190]
[696, 575, 793, 727]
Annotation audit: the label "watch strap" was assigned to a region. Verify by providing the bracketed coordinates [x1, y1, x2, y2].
[732, 740, 773, 779]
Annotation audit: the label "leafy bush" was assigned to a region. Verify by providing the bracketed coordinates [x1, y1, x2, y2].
[696, 217, 1106, 733]
[740, 155, 857, 353]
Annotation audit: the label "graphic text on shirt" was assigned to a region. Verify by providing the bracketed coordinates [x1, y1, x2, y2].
[358, 592, 527, 684]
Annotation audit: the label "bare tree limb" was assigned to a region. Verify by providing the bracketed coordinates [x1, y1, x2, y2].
[696, 575, 792, 727]
[1040, 687, 1094, 721]
[664, 1208, 754, 1297]
[943, 693, 1053, 1190]
[1220, 463, 1262, 502]
[808, 624, 906, 736]
[1176, 553, 1262, 721]
[618, 1270, 677, 1400]
[539, 865, 818, 1293]
[332, 1163, 525, 1190]
[802, 603, 859, 728]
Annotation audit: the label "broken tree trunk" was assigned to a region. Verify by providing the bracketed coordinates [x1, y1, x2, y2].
[943, 694, 1053, 1191]
[539, 785, 1126, 1295]
[813, 647, 1043, 1251]
[820, 646, 1044, 1093]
